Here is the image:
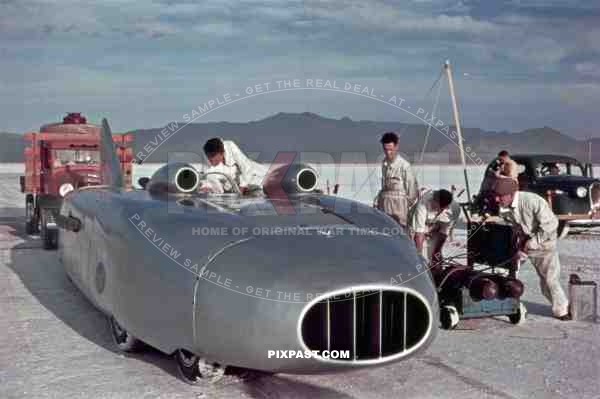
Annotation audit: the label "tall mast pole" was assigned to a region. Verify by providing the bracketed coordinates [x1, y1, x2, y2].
[444, 60, 471, 202]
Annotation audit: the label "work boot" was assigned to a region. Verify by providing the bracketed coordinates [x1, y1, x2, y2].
[555, 312, 572, 321]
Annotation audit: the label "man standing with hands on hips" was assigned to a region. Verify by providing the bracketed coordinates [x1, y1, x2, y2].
[374, 132, 419, 227]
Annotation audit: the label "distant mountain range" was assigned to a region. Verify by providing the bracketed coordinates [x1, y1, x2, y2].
[1, 112, 597, 164]
[0, 131, 28, 163]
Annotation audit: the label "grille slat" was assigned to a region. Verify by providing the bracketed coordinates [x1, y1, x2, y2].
[403, 291, 407, 352]
[326, 297, 331, 352]
[379, 289, 383, 359]
[329, 294, 354, 357]
[353, 291, 357, 361]
[301, 287, 430, 362]
[355, 290, 381, 359]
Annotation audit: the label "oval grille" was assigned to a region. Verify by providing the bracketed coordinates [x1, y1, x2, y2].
[299, 287, 431, 362]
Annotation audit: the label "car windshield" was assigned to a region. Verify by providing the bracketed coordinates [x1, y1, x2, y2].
[52, 149, 100, 166]
[536, 161, 584, 177]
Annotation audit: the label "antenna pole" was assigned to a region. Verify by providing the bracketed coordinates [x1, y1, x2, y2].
[444, 60, 471, 202]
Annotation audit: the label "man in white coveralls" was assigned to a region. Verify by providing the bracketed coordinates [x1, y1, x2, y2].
[201, 137, 269, 194]
[374, 132, 419, 227]
[492, 178, 571, 320]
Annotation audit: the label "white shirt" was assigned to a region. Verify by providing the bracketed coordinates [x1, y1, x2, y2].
[380, 155, 418, 195]
[408, 190, 460, 236]
[204, 140, 269, 193]
[499, 191, 559, 250]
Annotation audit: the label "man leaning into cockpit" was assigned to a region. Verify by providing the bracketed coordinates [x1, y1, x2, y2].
[200, 138, 268, 194]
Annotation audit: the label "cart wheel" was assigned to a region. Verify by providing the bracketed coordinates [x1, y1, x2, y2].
[509, 302, 527, 325]
[25, 194, 38, 234]
[40, 209, 58, 250]
[109, 316, 142, 352]
[440, 305, 460, 330]
[175, 349, 225, 385]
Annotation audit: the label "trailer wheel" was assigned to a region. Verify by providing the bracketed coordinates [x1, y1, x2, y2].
[440, 305, 460, 330]
[25, 194, 38, 234]
[109, 316, 143, 352]
[175, 349, 225, 385]
[40, 209, 58, 250]
[509, 303, 527, 325]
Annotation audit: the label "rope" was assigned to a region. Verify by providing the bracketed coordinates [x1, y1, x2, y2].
[349, 65, 447, 201]
[419, 77, 443, 164]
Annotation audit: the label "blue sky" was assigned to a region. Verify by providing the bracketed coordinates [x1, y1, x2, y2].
[1, 0, 599, 138]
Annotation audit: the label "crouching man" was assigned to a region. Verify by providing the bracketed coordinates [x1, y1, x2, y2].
[492, 179, 570, 320]
[408, 189, 460, 272]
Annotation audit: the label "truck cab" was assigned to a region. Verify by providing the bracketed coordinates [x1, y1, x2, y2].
[20, 113, 133, 249]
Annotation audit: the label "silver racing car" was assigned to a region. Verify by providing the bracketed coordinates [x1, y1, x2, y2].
[56, 119, 438, 384]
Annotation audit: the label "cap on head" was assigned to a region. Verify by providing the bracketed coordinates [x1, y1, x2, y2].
[493, 178, 518, 196]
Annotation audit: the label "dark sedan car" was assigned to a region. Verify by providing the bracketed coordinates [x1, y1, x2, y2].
[480, 154, 600, 237]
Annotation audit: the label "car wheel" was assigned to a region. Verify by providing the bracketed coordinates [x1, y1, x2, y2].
[25, 195, 38, 234]
[557, 221, 570, 239]
[175, 349, 225, 385]
[40, 209, 58, 250]
[109, 316, 142, 352]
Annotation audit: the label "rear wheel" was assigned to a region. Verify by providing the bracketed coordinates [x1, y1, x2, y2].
[175, 349, 225, 385]
[25, 194, 38, 234]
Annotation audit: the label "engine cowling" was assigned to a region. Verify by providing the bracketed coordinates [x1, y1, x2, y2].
[147, 162, 200, 194]
[262, 163, 319, 196]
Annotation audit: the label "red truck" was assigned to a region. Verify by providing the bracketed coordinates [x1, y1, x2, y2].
[19, 113, 134, 249]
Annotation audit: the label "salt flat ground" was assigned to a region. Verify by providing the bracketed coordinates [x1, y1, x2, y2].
[0, 168, 598, 399]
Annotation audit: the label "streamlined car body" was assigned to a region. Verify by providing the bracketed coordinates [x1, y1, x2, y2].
[57, 119, 438, 383]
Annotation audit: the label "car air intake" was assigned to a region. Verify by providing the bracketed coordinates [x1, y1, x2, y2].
[300, 287, 431, 362]
[297, 168, 318, 192]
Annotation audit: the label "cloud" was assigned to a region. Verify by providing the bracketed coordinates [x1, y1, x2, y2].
[303, 0, 497, 35]
[575, 63, 600, 79]
[0, 0, 599, 137]
[503, 36, 570, 66]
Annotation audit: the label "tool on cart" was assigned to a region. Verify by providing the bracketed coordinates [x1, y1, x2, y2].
[430, 61, 526, 329]
[435, 208, 528, 329]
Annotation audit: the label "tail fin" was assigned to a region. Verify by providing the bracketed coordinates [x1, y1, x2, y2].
[100, 118, 124, 188]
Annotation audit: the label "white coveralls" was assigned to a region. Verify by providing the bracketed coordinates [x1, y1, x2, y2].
[203, 140, 269, 193]
[407, 190, 461, 265]
[499, 191, 569, 317]
[374, 155, 419, 227]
